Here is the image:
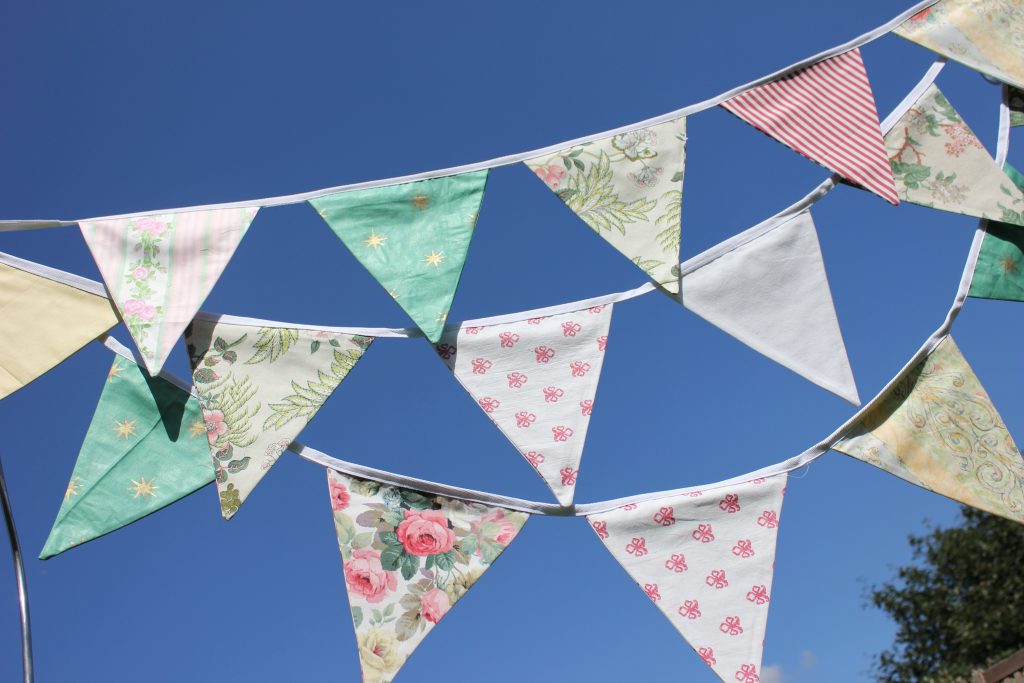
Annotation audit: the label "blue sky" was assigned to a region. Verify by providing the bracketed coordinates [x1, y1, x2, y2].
[0, 2, 1020, 681]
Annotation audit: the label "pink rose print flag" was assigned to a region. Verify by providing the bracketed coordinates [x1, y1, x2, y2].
[435, 304, 613, 506]
[587, 474, 787, 683]
[79, 207, 260, 375]
[326, 469, 529, 683]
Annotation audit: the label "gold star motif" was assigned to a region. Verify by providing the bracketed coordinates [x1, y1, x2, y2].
[436, 310, 448, 324]
[362, 230, 388, 249]
[999, 255, 1019, 274]
[107, 362, 124, 382]
[64, 478, 81, 500]
[388, 289, 400, 300]
[467, 211, 479, 226]
[189, 419, 206, 438]
[113, 418, 138, 440]
[423, 251, 446, 268]
[128, 476, 158, 499]
[410, 194, 430, 211]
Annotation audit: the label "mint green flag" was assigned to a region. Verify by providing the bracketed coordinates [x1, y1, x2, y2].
[310, 170, 488, 342]
[969, 165, 1024, 302]
[41, 356, 214, 559]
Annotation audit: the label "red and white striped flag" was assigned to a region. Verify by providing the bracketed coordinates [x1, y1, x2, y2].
[721, 48, 898, 205]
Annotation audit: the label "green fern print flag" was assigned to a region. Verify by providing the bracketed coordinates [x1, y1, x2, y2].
[310, 171, 488, 343]
[524, 118, 686, 293]
[42, 356, 213, 559]
[969, 164, 1024, 301]
[186, 318, 374, 519]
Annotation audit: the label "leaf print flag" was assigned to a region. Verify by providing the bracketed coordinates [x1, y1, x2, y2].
[41, 356, 213, 559]
[833, 336, 1024, 523]
[435, 304, 613, 506]
[680, 210, 860, 405]
[79, 207, 260, 376]
[326, 469, 529, 683]
[186, 319, 373, 519]
[523, 118, 686, 292]
[310, 171, 488, 343]
[587, 474, 787, 683]
[969, 164, 1024, 301]
[884, 84, 1024, 224]
[720, 48, 898, 204]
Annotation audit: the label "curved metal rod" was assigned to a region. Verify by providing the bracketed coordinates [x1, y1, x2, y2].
[0, 454, 33, 683]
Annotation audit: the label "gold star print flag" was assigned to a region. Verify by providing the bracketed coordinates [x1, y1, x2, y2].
[310, 171, 489, 342]
[41, 356, 214, 559]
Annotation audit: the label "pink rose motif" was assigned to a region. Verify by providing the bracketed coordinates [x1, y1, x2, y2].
[746, 584, 770, 606]
[507, 372, 528, 389]
[757, 510, 779, 528]
[720, 616, 743, 636]
[135, 216, 167, 236]
[527, 317, 545, 325]
[203, 409, 228, 445]
[679, 600, 702, 620]
[561, 321, 582, 337]
[515, 411, 536, 428]
[732, 539, 755, 559]
[552, 425, 574, 442]
[344, 548, 398, 604]
[534, 346, 556, 363]
[525, 451, 545, 467]
[396, 509, 455, 556]
[569, 361, 591, 377]
[534, 164, 567, 190]
[543, 386, 564, 403]
[592, 520, 609, 539]
[471, 358, 492, 375]
[698, 647, 716, 666]
[122, 298, 156, 321]
[473, 509, 521, 547]
[692, 524, 715, 543]
[664, 553, 688, 573]
[706, 569, 729, 589]
[736, 664, 760, 683]
[580, 399, 593, 416]
[499, 332, 520, 348]
[719, 494, 741, 513]
[330, 481, 350, 511]
[420, 587, 450, 623]
[597, 336, 608, 352]
[559, 467, 578, 486]
[131, 266, 149, 280]
[478, 397, 500, 414]
[465, 326, 483, 335]
[643, 583, 661, 602]
[435, 343, 455, 360]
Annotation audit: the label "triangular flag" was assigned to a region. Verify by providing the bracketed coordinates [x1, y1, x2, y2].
[79, 207, 259, 375]
[326, 469, 528, 683]
[680, 210, 860, 405]
[970, 164, 1024, 301]
[721, 48, 898, 204]
[0, 261, 119, 400]
[310, 171, 489, 343]
[588, 474, 787, 683]
[894, 2, 1024, 90]
[435, 304, 613, 506]
[523, 118, 686, 292]
[884, 84, 1024, 224]
[186, 319, 374, 518]
[1011, 86, 1024, 128]
[41, 356, 213, 559]
[834, 336, 1024, 523]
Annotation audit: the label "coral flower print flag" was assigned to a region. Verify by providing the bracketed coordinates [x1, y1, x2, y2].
[523, 118, 686, 292]
[186, 319, 373, 519]
[310, 170, 488, 343]
[587, 475, 787, 683]
[79, 207, 260, 375]
[326, 469, 528, 683]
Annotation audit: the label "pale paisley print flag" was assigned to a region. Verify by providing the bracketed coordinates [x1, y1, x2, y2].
[326, 469, 528, 683]
[435, 305, 613, 506]
[524, 118, 685, 292]
[186, 319, 373, 518]
[41, 356, 213, 559]
[588, 475, 787, 683]
[79, 207, 260, 375]
[310, 171, 488, 343]
[894, 0, 1024, 90]
[884, 84, 1024, 224]
[969, 164, 1024, 301]
[834, 336, 1024, 523]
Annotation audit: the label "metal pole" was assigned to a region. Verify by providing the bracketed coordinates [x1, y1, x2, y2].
[0, 454, 33, 683]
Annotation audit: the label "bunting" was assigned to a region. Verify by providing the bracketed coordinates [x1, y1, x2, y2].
[186, 319, 373, 518]
[884, 84, 1024, 224]
[326, 469, 528, 683]
[679, 210, 860, 405]
[587, 475, 787, 683]
[310, 171, 489, 343]
[79, 207, 260, 375]
[720, 48, 898, 204]
[435, 304, 613, 505]
[41, 356, 213, 559]
[1011, 86, 1024, 127]
[523, 118, 686, 292]
[969, 164, 1024, 301]
[834, 336, 1024, 523]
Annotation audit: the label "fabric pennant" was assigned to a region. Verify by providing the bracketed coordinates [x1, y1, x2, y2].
[310, 171, 488, 343]
[834, 336, 1024, 523]
[884, 84, 1024, 224]
[588, 474, 787, 683]
[893, 1, 1024, 90]
[41, 356, 213, 559]
[969, 164, 1024, 301]
[79, 207, 259, 376]
[680, 210, 860, 405]
[523, 118, 686, 292]
[435, 305, 613, 506]
[326, 469, 528, 683]
[721, 48, 898, 204]
[0, 262, 119, 401]
[186, 320, 374, 519]
[1011, 86, 1024, 127]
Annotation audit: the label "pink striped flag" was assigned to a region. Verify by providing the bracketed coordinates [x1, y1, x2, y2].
[721, 48, 898, 205]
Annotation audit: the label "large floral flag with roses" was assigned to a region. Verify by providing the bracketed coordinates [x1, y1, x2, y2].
[79, 207, 260, 375]
[834, 336, 1024, 523]
[884, 84, 1024, 225]
[326, 469, 528, 683]
[186, 318, 373, 519]
[893, 0, 1024, 90]
[969, 165, 1024, 301]
[523, 118, 686, 293]
[41, 356, 213, 559]
[587, 475, 787, 683]
[310, 171, 488, 343]
[435, 304, 613, 506]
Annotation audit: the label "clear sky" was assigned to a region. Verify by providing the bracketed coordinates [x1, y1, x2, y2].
[0, 2, 1020, 682]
